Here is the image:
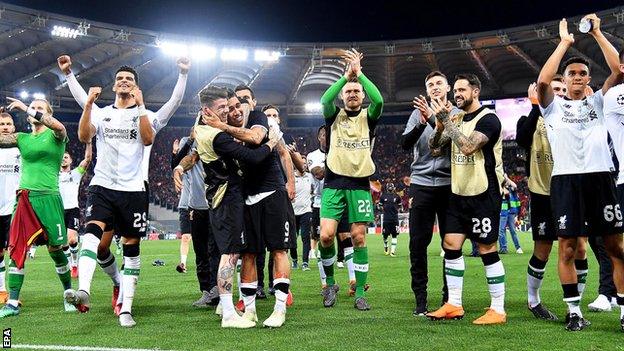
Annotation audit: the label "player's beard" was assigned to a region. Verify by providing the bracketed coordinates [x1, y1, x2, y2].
[456, 96, 472, 110]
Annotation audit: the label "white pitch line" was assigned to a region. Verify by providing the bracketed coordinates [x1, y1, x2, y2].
[12, 344, 177, 351]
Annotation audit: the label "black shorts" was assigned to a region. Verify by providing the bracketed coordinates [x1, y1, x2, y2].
[529, 192, 557, 241]
[383, 221, 399, 237]
[243, 189, 294, 253]
[179, 208, 191, 234]
[64, 207, 81, 232]
[0, 215, 10, 249]
[550, 172, 622, 237]
[209, 192, 246, 255]
[337, 212, 350, 233]
[85, 185, 149, 238]
[446, 190, 501, 244]
[311, 207, 320, 240]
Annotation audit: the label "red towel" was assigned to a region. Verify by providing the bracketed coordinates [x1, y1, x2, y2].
[8, 190, 45, 269]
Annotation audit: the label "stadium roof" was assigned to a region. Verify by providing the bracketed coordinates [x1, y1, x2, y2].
[0, 2, 623, 122]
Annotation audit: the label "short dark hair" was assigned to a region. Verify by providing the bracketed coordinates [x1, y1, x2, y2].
[454, 73, 481, 90]
[317, 125, 326, 135]
[198, 85, 228, 107]
[562, 56, 590, 73]
[116, 65, 139, 84]
[0, 112, 13, 119]
[552, 74, 564, 83]
[234, 85, 255, 99]
[261, 104, 279, 113]
[425, 71, 447, 84]
[225, 88, 237, 100]
[619, 48, 624, 63]
[64, 151, 72, 158]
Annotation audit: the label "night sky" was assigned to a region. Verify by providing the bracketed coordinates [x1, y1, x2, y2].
[4, 0, 623, 42]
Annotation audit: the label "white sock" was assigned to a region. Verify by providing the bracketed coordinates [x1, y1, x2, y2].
[565, 296, 582, 317]
[0, 260, 5, 291]
[344, 247, 355, 281]
[63, 246, 71, 263]
[220, 293, 236, 319]
[576, 270, 588, 299]
[69, 244, 79, 268]
[317, 259, 327, 285]
[618, 294, 624, 319]
[181, 254, 187, 266]
[273, 278, 290, 313]
[485, 260, 506, 314]
[120, 255, 140, 314]
[236, 259, 242, 302]
[29, 246, 36, 257]
[527, 263, 545, 308]
[390, 238, 397, 254]
[241, 281, 257, 312]
[6, 265, 23, 307]
[445, 256, 465, 307]
[116, 277, 124, 306]
[97, 252, 121, 286]
[78, 234, 100, 294]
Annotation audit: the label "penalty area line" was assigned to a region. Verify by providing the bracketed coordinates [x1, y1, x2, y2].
[12, 344, 177, 351]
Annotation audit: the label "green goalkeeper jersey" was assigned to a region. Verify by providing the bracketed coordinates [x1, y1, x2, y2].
[17, 128, 67, 192]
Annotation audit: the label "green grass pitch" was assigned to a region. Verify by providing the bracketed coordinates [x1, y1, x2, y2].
[2, 232, 621, 351]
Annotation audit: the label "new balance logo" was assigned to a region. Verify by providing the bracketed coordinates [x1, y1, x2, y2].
[558, 215, 567, 230]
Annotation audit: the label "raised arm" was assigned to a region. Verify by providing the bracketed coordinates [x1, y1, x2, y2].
[7, 97, 67, 140]
[78, 87, 101, 143]
[340, 48, 384, 119]
[358, 73, 383, 120]
[516, 83, 542, 149]
[537, 19, 574, 108]
[131, 88, 154, 146]
[172, 138, 192, 170]
[320, 76, 346, 119]
[78, 142, 93, 170]
[584, 14, 624, 93]
[152, 58, 190, 132]
[58, 55, 99, 110]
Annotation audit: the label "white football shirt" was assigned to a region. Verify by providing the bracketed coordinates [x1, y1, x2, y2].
[89, 105, 157, 192]
[307, 149, 325, 208]
[59, 167, 85, 209]
[0, 148, 21, 216]
[293, 172, 312, 216]
[540, 91, 614, 176]
[603, 84, 624, 185]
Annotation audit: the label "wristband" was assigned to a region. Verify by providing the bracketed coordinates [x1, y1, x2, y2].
[174, 165, 184, 172]
[26, 108, 43, 121]
[137, 105, 147, 116]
